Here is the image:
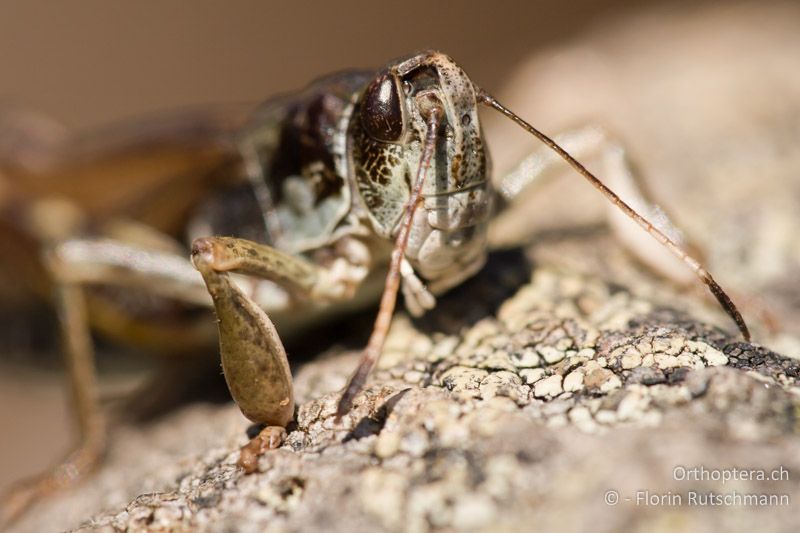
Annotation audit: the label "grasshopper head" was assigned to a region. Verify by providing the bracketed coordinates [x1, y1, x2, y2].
[350, 51, 493, 293]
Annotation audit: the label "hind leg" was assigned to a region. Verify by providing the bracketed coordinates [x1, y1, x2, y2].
[494, 124, 754, 339]
[495, 126, 696, 284]
[0, 232, 216, 528]
[1, 281, 103, 528]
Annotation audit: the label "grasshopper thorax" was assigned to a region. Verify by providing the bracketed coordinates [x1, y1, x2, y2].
[349, 51, 493, 293]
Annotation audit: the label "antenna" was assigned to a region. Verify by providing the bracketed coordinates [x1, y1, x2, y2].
[337, 107, 443, 419]
[477, 89, 750, 342]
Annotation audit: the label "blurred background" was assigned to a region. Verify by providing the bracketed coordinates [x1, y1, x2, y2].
[0, 0, 647, 131]
[1, 0, 798, 498]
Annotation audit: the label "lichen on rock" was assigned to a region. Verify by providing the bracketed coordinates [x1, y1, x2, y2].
[15, 249, 800, 533]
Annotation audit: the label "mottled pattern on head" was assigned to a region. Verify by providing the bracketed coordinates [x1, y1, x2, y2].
[350, 52, 493, 291]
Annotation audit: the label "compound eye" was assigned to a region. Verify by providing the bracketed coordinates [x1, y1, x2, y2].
[360, 71, 405, 142]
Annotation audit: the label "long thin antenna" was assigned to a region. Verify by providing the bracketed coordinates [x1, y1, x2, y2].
[477, 89, 750, 342]
[336, 107, 442, 419]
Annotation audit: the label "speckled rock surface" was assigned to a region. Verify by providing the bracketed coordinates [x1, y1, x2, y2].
[11, 3, 800, 532]
[15, 257, 800, 533]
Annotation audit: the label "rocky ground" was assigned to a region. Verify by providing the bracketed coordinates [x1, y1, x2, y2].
[9, 2, 800, 532]
[13, 244, 800, 533]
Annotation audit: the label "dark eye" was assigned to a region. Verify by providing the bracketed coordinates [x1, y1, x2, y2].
[360, 71, 405, 142]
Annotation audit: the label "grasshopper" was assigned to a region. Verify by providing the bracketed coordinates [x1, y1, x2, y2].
[0, 50, 750, 524]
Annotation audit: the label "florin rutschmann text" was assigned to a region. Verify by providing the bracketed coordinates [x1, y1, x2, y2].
[603, 465, 791, 507]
